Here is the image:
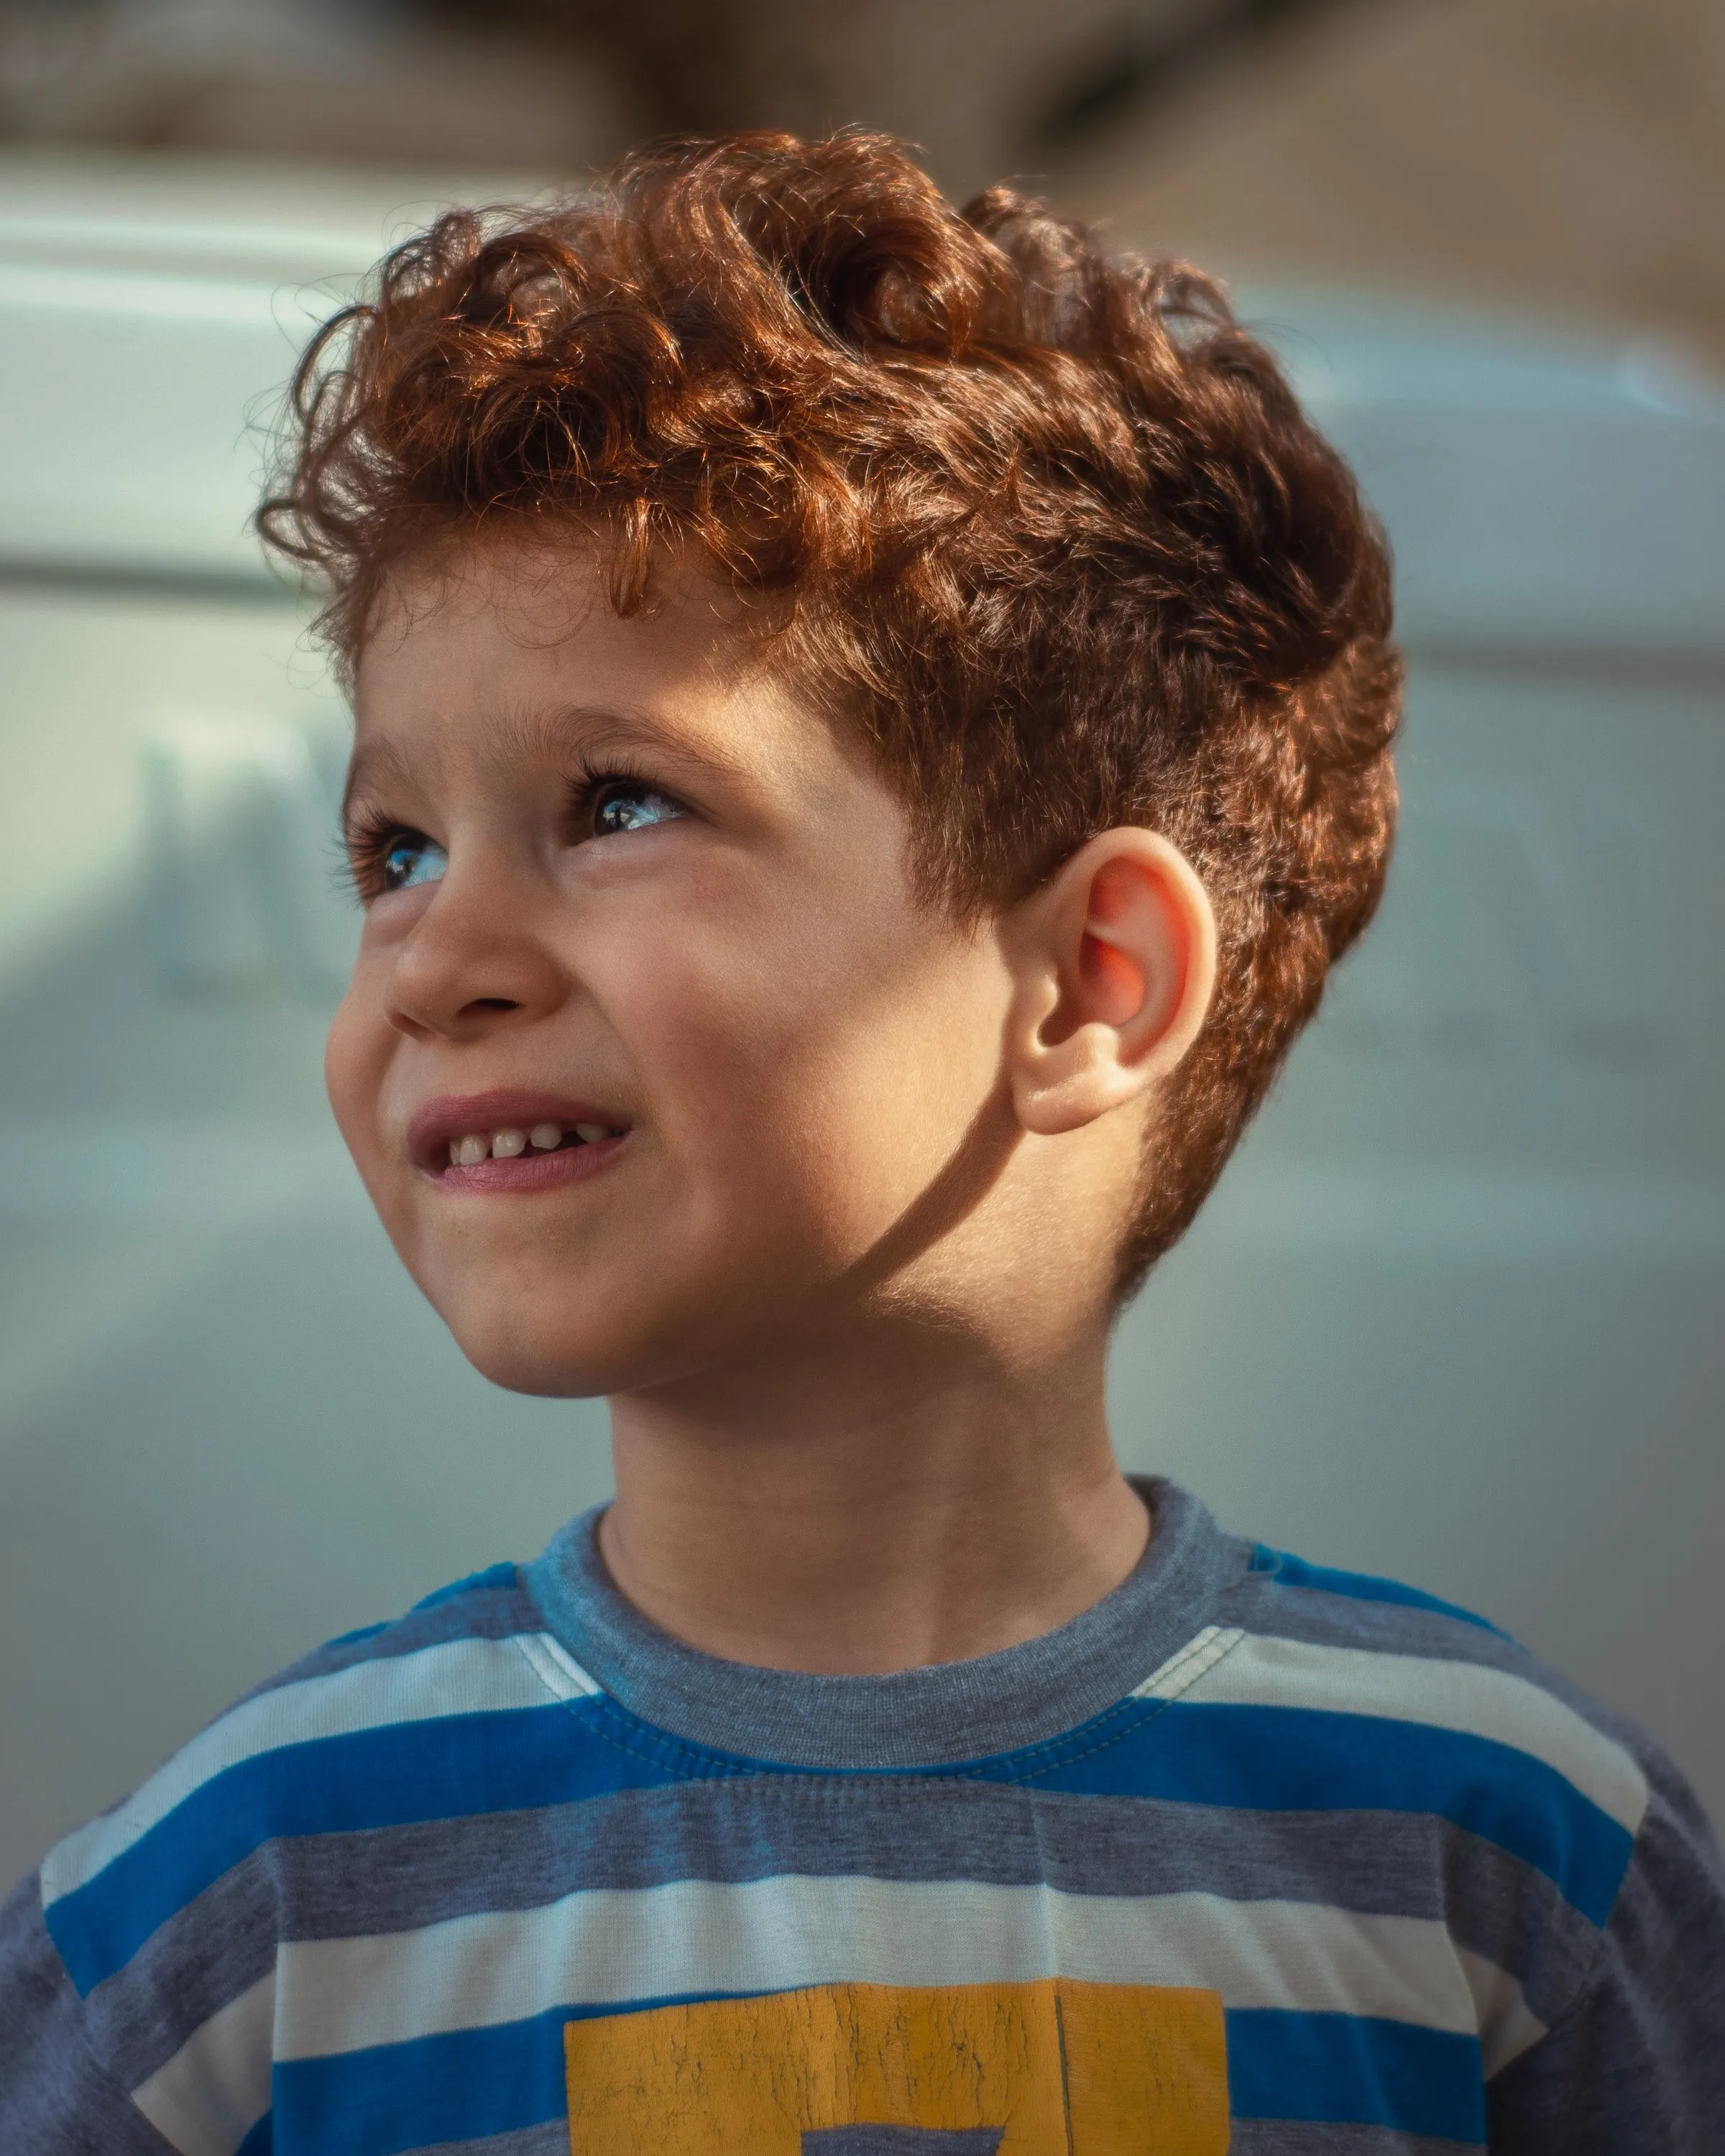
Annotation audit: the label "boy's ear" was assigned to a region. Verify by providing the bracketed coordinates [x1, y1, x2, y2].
[1003, 829, 1218, 1138]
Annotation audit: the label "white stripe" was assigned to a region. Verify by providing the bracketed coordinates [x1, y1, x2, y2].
[515, 1628, 602, 1700]
[131, 1970, 275, 2156]
[272, 1875, 1510, 2062]
[1455, 1945, 1547, 2077]
[42, 1632, 598, 1906]
[1182, 1632, 1648, 1834]
[1130, 1624, 1245, 1701]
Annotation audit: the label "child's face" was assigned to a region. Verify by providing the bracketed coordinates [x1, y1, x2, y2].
[327, 541, 1039, 1398]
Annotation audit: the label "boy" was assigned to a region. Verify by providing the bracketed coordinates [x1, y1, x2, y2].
[3, 129, 1721, 2154]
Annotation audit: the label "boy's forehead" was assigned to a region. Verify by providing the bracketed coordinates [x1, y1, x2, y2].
[346, 538, 855, 802]
[358, 537, 749, 710]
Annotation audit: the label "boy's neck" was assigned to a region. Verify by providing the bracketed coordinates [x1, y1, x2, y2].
[599, 1337, 1149, 1676]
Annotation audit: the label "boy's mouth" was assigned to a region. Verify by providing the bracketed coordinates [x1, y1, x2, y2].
[444, 1120, 620, 1166]
[408, 1090, 632, 1192]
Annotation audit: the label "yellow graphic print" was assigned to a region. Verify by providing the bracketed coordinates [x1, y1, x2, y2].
[565, 1978, 1230, 2152]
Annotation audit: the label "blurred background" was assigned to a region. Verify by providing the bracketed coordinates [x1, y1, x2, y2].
[0, 0, 1721, 1880]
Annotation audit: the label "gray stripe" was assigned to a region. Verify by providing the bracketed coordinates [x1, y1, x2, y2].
[80, 1858, 278, 2093]
[85, 1776, 1593, 2086]
[240, 1572, 540, 1701]
[401, 2124, 1476, 2156]
[398, 2119, 1471, 2156]
[405, 2128, 571, 2156]
[1481, 1784, 1725, 2145]
[525, 1478, 1251, 1769]
[1218, 1572, 1682, 1848]
[1218, 1561, 1701, 1807]
[804, 2134, 1001, 2154]
[0, 1876, 177, 2153]
[1218, 1572, 1540, 1677]
[1228, 2124, 1480, 2155]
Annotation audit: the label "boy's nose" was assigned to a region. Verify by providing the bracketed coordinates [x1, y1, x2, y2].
[385, 875, 567, 1041]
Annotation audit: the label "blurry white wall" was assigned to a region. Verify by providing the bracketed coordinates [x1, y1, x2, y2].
[1114, 302, 1725, 1812]
[0, 155, 1720, 1884]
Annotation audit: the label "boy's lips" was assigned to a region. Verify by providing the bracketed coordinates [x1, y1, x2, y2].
[406, 1088, 632, 1192]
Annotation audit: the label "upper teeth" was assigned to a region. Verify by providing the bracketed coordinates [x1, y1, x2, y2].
[448, 1123, 617, 1166]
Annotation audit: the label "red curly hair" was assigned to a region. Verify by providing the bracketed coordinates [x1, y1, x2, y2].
[261, 129, 1400, 1293]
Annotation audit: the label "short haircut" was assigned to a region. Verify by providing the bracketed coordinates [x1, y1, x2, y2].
[262, 129, 1400, 1295]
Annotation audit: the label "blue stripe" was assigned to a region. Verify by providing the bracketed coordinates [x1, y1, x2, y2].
[55, 1684, 1629, 1994]
[254, 1585, 543, 1700]
[234, 2114, 273, 2156]
[1006, 1701, 1633, 1925]
[272, 1999, 1489, 2155]
[274, 2005, 571, 2156]
[413, 1562, 521, 1613]
[316, 1622, 390, 1651]
[1227, 2009, 1487, 2144]
[1251, 1545, 1506, 1636]
[273, 1995, 716, 2156]
[46, 1701, 678, 1994]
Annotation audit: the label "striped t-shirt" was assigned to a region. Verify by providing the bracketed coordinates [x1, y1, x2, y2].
[4, 1478, 1722, 2155]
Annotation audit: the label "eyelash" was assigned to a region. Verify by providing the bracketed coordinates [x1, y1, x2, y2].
[340, 814, 428, 903]
[341, 760, 686, 903]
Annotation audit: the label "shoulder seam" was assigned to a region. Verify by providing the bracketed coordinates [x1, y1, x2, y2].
[1129, 1623, 1246, 1703]
[1483, 1875, 1619, 2083]
[24, 1881, 183, 2154]
[511, 1629, 602, 1703]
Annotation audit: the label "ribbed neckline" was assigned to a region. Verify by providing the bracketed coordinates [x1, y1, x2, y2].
[524, 1475, 1247, 1770]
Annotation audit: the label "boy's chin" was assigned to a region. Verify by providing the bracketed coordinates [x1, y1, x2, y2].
[426, 1279, 712, 1401]
[451, 1335, 630, 1399]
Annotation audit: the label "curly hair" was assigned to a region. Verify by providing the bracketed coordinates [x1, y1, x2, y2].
[261, 128, 1400, 1295]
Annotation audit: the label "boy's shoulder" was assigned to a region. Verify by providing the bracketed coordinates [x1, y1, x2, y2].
[9, 1507, 1724, 2156]
[1194, 1531, 1725, 1972]
[33, 1562, 602, 2001]
[25, 1503, 1716, 1992]
[1203, 1537, 1672, 1862]
[1214, 1528, 1632, 1741]
[1210, 1532, 1668, 1772]
[255, 1558, 602, 1715]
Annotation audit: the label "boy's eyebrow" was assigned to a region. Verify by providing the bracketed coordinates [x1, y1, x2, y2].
[341, 736, 414, 829]
[515, 701, 754, 788]
[341, 701, 751, 830]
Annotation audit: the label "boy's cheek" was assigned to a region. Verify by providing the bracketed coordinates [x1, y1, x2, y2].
[392, 1150, 823, 1396]
[311, 910, 1008, 1384]
[323, 979, 397, 1195]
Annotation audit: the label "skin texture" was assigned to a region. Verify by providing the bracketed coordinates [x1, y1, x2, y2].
[329, 538, 1217, 1675]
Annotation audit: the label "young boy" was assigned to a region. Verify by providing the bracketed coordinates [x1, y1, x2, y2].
[3, 130, 1720, 2155]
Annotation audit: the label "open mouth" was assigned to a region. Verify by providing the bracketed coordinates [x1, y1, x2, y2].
[444, 1120, 623, 1168]
[408, 1092, 633, 1192]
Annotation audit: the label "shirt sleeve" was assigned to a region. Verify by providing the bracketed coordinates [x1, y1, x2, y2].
[0, 1869, 179, 2155]
[1485, 1756, 1725, 2153]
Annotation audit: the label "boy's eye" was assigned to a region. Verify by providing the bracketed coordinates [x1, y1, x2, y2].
[591, 780, 688, 837]
[380, 832, 448, 892]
